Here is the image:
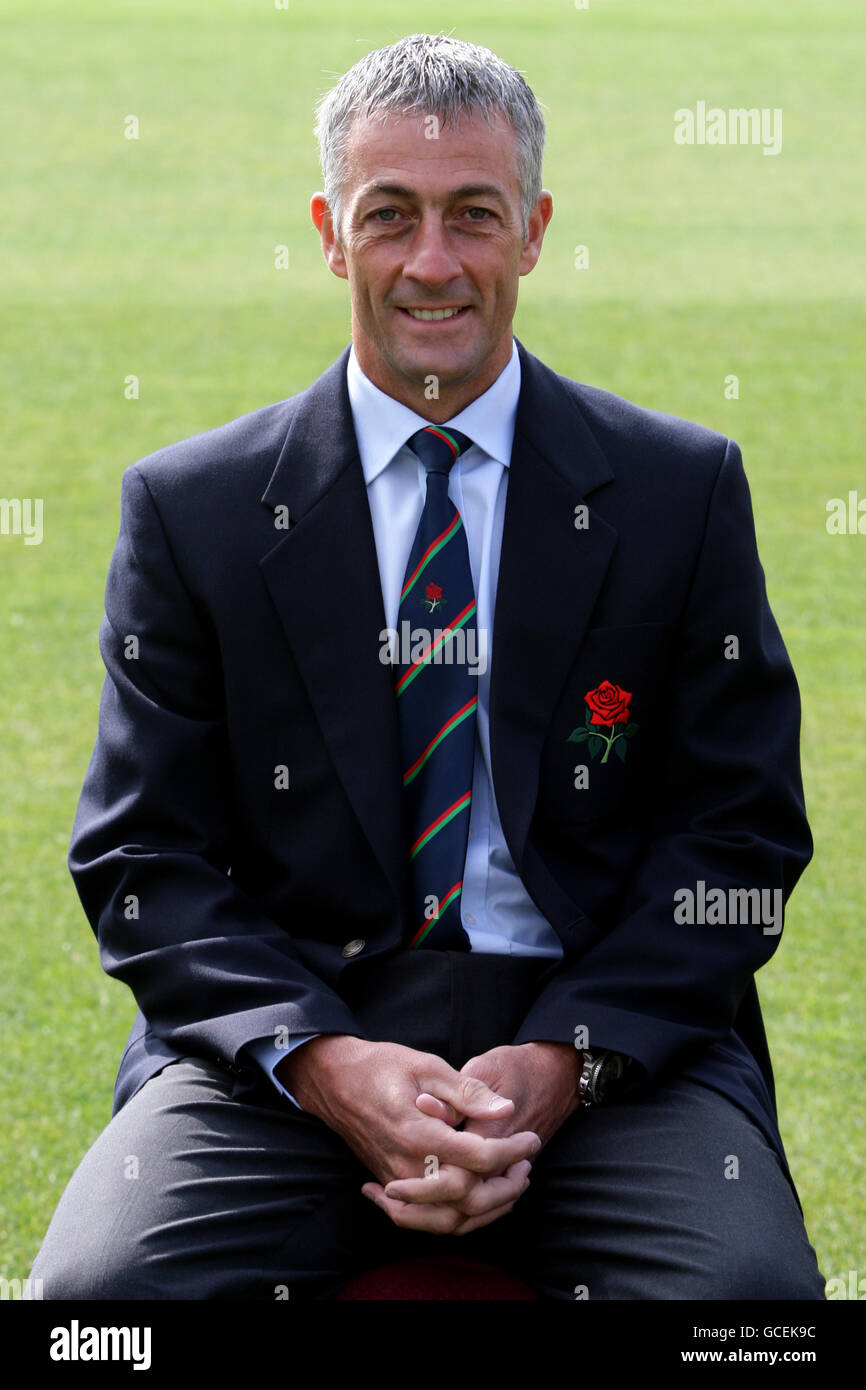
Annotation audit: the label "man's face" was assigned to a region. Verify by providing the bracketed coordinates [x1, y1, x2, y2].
[311, 107, 552, 417]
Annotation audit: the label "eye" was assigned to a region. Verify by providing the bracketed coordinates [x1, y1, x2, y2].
[465, 207, 493, 220]
[373, 208, 400, 222]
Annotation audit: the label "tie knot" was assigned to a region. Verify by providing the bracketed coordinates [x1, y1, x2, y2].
[407, 425, 472, 475]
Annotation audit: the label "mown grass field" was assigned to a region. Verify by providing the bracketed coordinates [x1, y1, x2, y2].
[2, 0, 863, 1291]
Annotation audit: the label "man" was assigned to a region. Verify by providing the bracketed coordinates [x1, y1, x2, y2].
[30, 32, 824, 1299]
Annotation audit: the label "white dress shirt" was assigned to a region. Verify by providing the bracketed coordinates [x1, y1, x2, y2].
[248, 339, 563, 1102]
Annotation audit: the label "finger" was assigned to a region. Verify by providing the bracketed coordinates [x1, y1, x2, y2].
[379, 1161, 478, 1206]
[418, 1069, 516, 1122]
[434, 1127, 541, 1175]
[362, 1184, 467, 1236]
[377, 1158, 479, 1206]
[384, 1160, 531, 1212]
[396, 1111, 498, 1160]
[362, 1175, 530, 1235]
[455, 1163, 531, 1217]
[415, 1092, 461, 1126]
[452, 1199, 521, 1236]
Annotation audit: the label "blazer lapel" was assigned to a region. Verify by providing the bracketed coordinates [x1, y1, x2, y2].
[491, 341, 618, 871]
[259, 347, 408, 910]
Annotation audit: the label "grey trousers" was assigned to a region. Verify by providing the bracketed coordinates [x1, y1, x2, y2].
[28, 952, 826, 1300]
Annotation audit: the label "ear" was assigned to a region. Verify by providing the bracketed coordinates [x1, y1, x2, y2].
[311, 192, 349, 281]
[519, 190, 554, 277]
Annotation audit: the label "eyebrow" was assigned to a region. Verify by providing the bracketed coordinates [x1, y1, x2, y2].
[357, 182, 507, 204]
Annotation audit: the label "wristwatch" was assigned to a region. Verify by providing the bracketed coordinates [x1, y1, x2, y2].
[578, 1049, 627, 1107]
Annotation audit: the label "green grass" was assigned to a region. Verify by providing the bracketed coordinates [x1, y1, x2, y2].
[2, 0, 864, 1290]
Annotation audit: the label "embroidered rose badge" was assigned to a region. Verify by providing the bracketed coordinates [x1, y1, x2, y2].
[567, 680, 639, 764]
[423, 581, 444, 613]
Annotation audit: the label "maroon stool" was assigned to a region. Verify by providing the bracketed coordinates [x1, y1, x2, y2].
[337, 1255, 539, 1300]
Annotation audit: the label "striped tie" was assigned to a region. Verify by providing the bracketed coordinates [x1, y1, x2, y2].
[397, 426, 477, 950]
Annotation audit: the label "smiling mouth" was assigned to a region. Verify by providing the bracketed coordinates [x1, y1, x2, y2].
[398, 306, 472, 321]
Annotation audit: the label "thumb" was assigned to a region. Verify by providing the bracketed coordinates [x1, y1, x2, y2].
[418, 1069, 515, 1121]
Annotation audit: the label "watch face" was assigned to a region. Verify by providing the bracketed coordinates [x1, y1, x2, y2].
[595, 1053, 625, 1102]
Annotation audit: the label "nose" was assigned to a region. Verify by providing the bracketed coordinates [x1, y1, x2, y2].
[401, 211, 463, 286]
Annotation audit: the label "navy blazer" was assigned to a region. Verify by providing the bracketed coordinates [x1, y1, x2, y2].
[69, 338, 812, 1186]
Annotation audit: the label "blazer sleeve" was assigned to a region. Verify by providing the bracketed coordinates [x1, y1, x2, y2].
[512, 438, 813, 1077]
[68, 463, 365, 1071]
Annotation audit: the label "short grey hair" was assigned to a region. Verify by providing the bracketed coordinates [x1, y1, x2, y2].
[314, 32, 545, 243]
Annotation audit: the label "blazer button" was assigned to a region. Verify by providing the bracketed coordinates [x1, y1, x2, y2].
[341, 938, 365, 958]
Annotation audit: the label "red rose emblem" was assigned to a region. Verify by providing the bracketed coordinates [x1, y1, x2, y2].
[568, 680, 639, 763]
[585, 680, 632, 727]
[426, 582, 443, 601]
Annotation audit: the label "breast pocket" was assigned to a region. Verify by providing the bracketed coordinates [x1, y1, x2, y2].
[537, 621, 670, 825]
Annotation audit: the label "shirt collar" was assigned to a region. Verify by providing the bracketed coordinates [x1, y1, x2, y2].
[347, 339, 521, 485]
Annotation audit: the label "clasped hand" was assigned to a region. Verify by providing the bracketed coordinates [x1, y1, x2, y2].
[281, 1036, 579, 1236]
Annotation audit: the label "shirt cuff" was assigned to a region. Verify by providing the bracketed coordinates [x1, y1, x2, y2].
[245, 1033, 322, 1110]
